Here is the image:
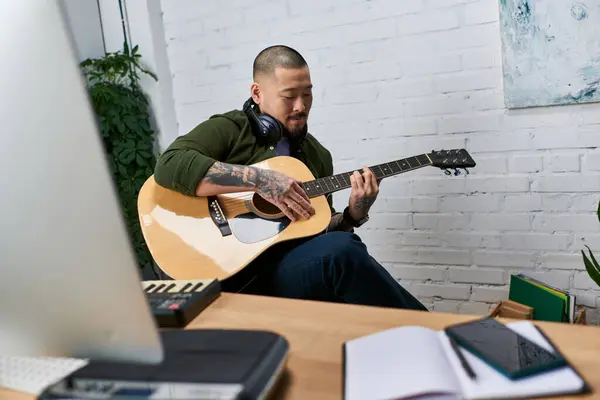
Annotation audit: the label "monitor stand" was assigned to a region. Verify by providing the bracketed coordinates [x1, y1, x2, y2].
[38, 329, 289, 399]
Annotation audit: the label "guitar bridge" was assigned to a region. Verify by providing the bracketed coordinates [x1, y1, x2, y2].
[208, 196, 231, 237]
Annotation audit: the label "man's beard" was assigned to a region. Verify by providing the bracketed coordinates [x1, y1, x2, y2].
[285, 113, 308, 137]
[286, 125, 306, 137]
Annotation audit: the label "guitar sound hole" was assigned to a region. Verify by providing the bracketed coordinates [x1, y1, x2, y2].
[251, 193, 284, 216]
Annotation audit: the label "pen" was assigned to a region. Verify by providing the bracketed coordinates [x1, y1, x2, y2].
[449, 336, 477, 380]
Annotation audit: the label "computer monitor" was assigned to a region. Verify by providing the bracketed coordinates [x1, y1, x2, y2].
[0, 0, 163, 364]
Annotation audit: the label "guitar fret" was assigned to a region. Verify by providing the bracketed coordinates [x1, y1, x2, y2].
[320, 177, 335, 192]
[313, 180, 324, 194]
[314, 178, 323, 192]
[372, 165, 385, 179]
[329, 175, 342, 190]
[380, 163, 394, 177]
[341, 173, 351, 187]
[389, 162, 401, 174]
[339, 172, 350, 187]
[303, 182, 314, 196]
[311, 182, 321, 194]
[417, 154, 430, 165]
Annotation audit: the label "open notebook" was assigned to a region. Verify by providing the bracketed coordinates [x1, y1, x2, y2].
[343, 321, 589, 400]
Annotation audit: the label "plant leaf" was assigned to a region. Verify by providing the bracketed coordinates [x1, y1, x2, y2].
[134, 168, 149, 179]
[118, 147, 135, 164]
[136, 151, 152, 161]
[124, 115, 138, 131]
[582, 246, 600, 287]
[136, 153, 148, 167]
[585, 245, 600, 271]
[136, 141, 152, 151]
[117, 162, 128, 177]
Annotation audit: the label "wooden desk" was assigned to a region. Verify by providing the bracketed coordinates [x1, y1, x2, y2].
[2, 293, 600, 399]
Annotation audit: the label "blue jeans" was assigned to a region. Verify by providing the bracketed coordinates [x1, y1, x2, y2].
[223, 231, 428, 311]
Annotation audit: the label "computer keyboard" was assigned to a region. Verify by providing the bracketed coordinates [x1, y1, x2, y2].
[141, 279, 221, 328]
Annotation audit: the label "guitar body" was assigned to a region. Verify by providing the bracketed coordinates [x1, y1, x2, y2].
[137, 156, 331, 282]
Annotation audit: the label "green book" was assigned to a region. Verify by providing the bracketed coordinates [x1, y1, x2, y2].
[509, 275, 568, 322]
[516, 274, 573, 321]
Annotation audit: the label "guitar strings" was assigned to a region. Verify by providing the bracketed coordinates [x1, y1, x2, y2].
[215, 194, 313, 216]
[219, 196, 252, 216]
[218, 197, 290, 217]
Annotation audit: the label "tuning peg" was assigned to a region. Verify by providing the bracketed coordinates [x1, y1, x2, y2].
[454, 168, 461, 176]
[444, 169, 451, 176]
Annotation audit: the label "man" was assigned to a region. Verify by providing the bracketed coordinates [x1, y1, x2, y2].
[154, 45, 427, 311]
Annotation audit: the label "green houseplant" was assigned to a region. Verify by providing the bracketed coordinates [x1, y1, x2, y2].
[79, 42, 158, 272]
[581, 200, 600, 287]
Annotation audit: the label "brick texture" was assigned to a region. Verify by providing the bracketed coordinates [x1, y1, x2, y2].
[159, 0, 600, 317]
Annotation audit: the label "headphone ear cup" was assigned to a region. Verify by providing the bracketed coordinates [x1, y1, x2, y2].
[257, 114, 283, 141]
[248, 110, 268, 138]
[242, 97, 282, 142]
[244, 100, 267, 138]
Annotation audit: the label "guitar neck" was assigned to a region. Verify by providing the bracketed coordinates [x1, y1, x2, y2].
[301, 153, 432, 198]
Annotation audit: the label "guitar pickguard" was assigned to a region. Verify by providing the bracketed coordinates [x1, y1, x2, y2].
[228, 213, 291, 244]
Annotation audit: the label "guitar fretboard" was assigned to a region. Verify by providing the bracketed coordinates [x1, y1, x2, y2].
[301, 153, 431, 198]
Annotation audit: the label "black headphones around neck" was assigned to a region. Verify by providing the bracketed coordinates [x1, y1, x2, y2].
[242, 97, 284, 143]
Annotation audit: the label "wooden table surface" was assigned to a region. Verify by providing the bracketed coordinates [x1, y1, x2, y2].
[2, 292, 600, 399]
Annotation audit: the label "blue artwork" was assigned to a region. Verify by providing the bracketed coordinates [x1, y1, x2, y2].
[499, 0, 600, 108]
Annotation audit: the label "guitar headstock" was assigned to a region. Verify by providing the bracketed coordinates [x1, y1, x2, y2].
[428, 149, 476, 175]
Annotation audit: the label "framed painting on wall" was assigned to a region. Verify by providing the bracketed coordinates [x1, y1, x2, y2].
[499, 0, 600, 108]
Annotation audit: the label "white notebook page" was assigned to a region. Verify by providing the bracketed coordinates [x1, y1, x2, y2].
[345, 326, 461, 400]
[438, 321, 585, 400]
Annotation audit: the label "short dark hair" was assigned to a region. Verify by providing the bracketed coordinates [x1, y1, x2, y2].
[253, 45, 308, 80]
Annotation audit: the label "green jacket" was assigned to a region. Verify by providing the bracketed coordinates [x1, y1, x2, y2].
[154, 109, 337, 211]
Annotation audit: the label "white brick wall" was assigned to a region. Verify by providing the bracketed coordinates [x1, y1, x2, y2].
[158, 0, 600, 323]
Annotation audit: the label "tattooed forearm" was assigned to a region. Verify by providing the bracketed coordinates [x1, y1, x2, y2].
[327, 212, 354, 233]
[195, 162, 261, 196]
[203, 161, 259, 188]
[354, 197, 375, 212]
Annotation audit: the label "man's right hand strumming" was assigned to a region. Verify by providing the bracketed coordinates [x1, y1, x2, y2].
[195, 161, 315, 222]
[254, 168, 315, 221]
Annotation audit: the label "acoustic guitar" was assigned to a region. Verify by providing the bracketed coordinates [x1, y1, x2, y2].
[138, 149, 476, 282]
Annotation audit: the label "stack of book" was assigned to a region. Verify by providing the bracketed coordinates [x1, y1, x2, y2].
[509, 274, 576, 323]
